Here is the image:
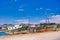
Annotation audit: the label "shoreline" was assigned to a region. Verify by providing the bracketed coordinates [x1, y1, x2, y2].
[0, 31, 60, 37]
[0, 31, 60, 40]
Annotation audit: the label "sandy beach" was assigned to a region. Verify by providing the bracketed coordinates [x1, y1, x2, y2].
[0, 32, 60, 40]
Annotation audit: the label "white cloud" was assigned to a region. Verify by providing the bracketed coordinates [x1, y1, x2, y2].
[18, 8, 24, 11]
[30, 22, 40, 24]
[40, 8, 43, 9]
[51, 15, 60, 19]
[15, 19, 29, 24]
[40, 20, 46, 23]
[15, 15, 60, 24]
[40, 15, 60, 24]
[18, 5, 24, 12]
[36, 8, 43, 11]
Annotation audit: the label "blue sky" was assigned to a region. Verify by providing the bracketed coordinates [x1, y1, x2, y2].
[0, 0, 60, 24]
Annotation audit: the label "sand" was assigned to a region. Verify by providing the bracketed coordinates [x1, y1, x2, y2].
[0, 32, 60, 40]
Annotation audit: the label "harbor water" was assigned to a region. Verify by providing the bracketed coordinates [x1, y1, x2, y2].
[0, 31, 7, 36]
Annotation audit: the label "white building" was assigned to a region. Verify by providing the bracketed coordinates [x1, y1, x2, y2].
[30, 24, 40, 27]
[7, 25, 22, 30]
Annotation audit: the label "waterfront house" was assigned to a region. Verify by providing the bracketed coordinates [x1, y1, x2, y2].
[1, 24, 23, 34]
[20, 24, 29, 34]
[0, 25, 3, 31]
[28, 24, 40, 33]
[40, 23, 57, 31]
[7, 24, 23, 34]
[8, 24, 22, 30]
[56, 24, 60, 31]
[1, 24, 8, 31]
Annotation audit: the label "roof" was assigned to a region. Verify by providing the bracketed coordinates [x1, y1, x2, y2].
[1, 24, 14, 27]
[40, 23, 56, 25]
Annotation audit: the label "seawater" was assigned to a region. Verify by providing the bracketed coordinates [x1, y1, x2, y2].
[0, 31, 7, 36]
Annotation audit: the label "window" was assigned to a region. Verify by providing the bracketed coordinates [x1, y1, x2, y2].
[15, 27, 16, 29]
[0, 27, 2, 29]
